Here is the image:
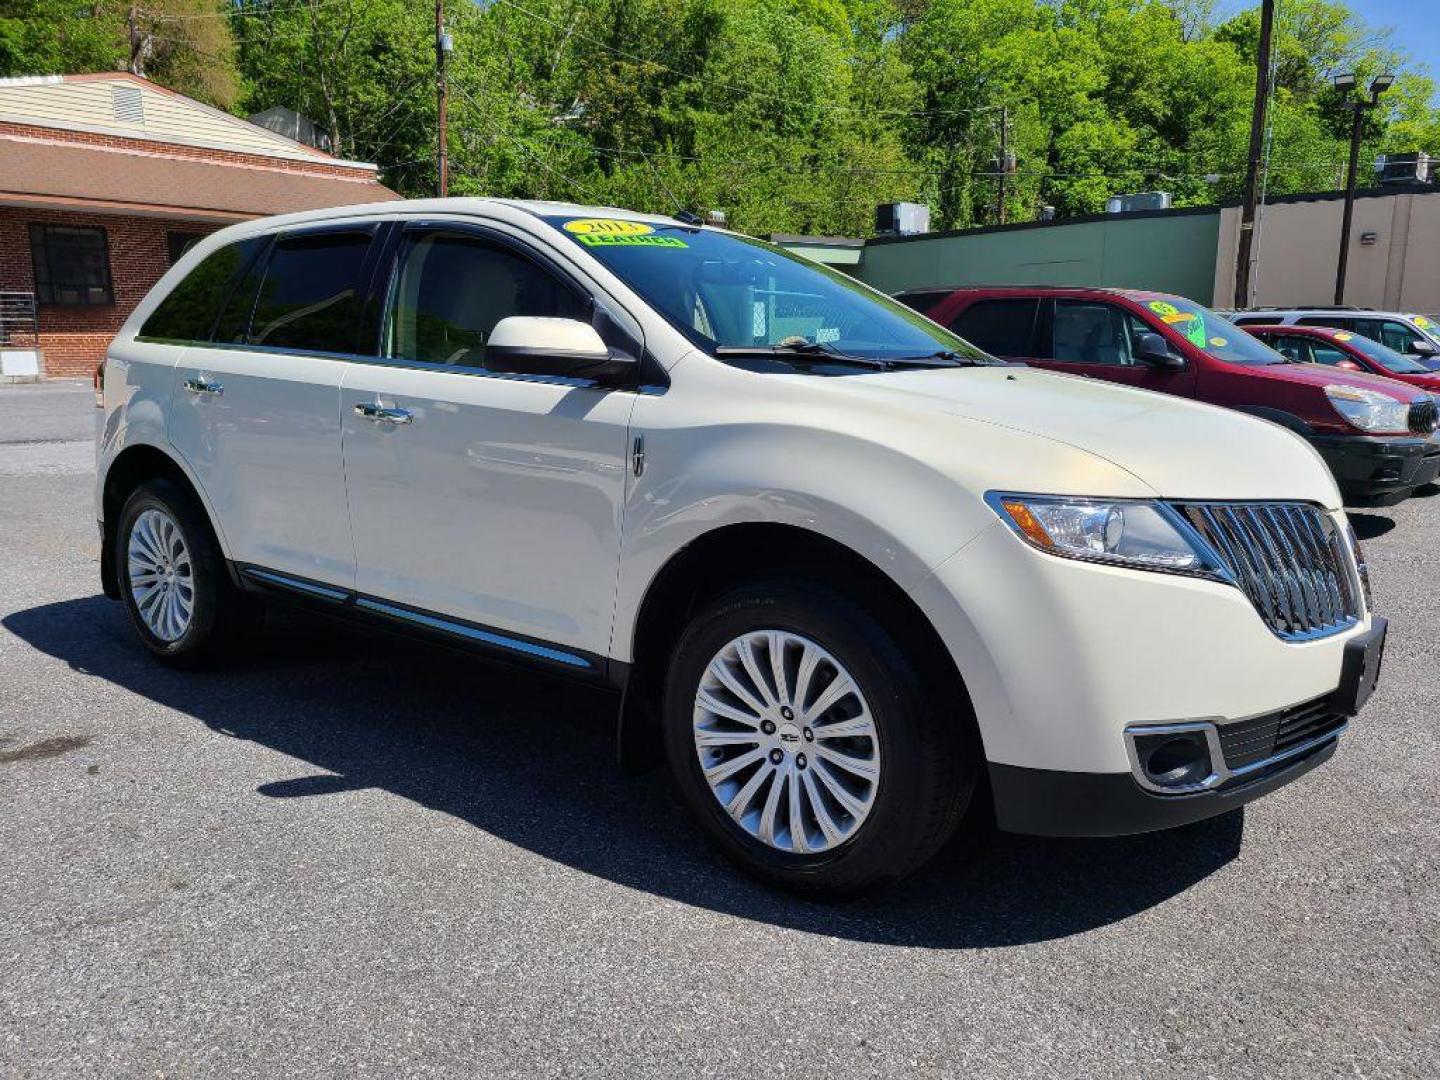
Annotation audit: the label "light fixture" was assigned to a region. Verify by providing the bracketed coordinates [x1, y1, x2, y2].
[1333, 72, 1357, 91]
[1369, 73, 1395, 94]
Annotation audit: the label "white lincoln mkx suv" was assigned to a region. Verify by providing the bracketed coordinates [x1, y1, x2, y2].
[96, 200, 1386, 895]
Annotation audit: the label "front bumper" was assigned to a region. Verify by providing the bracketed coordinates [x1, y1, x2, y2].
[990, 734, 1338, 837]
[1310, 433, 1440, 501]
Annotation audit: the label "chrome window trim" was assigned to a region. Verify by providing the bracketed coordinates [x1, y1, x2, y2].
[1124, 716, 1348, 796]
[136, 337, 665, 394]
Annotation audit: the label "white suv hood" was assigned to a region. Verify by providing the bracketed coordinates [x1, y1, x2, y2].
[848, 365, 1342, 507]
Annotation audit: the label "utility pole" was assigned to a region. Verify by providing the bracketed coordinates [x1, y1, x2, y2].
[996, 105, 1010, 226]
[1333, 73, 1394, 304]
[1233, 0, 1274, 310]
[435, 0, 450, 197]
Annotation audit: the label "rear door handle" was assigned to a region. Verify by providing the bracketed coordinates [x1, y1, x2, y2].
[183, 376, 223, 395]
[354, 402, 413, 424]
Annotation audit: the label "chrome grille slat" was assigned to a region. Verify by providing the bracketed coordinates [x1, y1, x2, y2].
[1172, 501, 1361, 641]
[1284, 506, 1324, 624]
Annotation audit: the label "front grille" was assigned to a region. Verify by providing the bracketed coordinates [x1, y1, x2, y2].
[1409, 399, 1438, 435]
[1172, 502, 1360, 640]
[1218, 695, 1347, 770]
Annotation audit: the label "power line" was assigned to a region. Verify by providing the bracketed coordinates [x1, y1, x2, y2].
[451, 80, 597, 202]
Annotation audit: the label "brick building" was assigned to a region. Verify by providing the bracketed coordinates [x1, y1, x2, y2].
[0, 73, 400, 379]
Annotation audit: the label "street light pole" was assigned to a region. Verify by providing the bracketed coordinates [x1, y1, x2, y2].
[1333, 73, 1394, 305]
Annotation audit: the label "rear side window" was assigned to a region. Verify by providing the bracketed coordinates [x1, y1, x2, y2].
[951, 299, 1039, 357]
[1298, 316, 1357, 333]
[246, 230, 375, 353]
[139, 238, 262, 343]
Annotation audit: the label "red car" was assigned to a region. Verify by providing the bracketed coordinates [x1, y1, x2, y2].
[895, 286, 1440, 504]
[1241, 323, 1440, 395]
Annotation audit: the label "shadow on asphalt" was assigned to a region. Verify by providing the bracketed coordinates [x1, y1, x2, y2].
[4, 595, 1243, 948]
[1347, 511, 1397, 540]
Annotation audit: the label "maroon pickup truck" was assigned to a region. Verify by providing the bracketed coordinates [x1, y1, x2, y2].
[896, 285, 1440, 505]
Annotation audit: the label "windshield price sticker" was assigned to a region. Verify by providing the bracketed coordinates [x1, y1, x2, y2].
[1415, 316, 1432, 329]
[1335, 331, 1354, 341]
[575, 234, 689, 249]
[564, 218, 654, 236]
[1209, 336, 1228, 347]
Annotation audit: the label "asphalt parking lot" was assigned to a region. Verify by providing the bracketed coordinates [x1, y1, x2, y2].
[2, 380, 1437, 1079]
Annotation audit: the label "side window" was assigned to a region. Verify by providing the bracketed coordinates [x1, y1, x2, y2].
[950, 299, 1038, 357]
[1307, 342, 1353, 367]
[896, 291, 947, 316]
[139, 238, 263, 343]
[1268, 335, 1310, 363]
[1049, 301, 1132, 365]
[384, 232, 587, 367]
[1298, 316, 1355, 333]
[246, 230, 376, 353]
[1378, 321, 1420, 353]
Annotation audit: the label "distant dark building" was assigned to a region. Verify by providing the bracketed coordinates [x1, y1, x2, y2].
[248, 106, 334, 154]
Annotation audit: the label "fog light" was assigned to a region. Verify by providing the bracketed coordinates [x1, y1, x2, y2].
[1126, 724, 1219, 793]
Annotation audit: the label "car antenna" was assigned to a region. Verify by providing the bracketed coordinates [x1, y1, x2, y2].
[636, 147, 700, 228]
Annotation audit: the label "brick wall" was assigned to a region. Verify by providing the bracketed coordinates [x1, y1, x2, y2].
[0, 206, 222, 378]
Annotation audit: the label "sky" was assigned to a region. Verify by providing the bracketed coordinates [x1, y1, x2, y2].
[1340, 1, 1440, 76]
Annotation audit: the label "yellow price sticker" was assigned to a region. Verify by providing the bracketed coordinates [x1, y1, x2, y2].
[1334, 331, 1354, 341]
[1209, 336, 1228, 347]
[563, 218, 654, 237]
[1414, 315, 1432, 329]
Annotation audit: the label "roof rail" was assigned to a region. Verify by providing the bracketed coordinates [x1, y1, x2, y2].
[1246, 304, 1364, 311]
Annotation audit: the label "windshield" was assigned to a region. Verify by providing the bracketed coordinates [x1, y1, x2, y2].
[1137, 296, 1286, 366]
[543, 216, 995, 367]
[1412, 314, 1440, 347]
[1337, 331, 1432, 374]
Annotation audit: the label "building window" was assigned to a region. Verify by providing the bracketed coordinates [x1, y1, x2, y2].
[167, 231, 205, 265]
[29, 224, 113, 306]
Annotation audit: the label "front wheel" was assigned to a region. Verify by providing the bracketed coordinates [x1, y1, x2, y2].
[663, 579, 976, 897]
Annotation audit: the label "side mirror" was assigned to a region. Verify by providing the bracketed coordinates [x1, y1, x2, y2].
[1411, 339, 1438, 357]
[485, 316, 637, 384]
[1135, 332, 1186, 370]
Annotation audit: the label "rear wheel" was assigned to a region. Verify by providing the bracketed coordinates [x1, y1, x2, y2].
[663, 579, 976, 896]
[115, 479, 255, 666]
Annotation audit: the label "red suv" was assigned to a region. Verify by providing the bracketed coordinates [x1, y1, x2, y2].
[1242, 323, 1440, 395]
[895, 286, 1440, 505]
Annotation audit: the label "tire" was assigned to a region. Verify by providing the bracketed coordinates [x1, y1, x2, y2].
[114, 478, 256, 667]
[663, 578, 976, 897]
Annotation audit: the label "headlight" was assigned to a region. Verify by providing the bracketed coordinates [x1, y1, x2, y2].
[1324, 384, 1410, 433]
[987, 494, 1224, 576]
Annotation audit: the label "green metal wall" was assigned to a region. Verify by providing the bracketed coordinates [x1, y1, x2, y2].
[857, 210, 1222, 304]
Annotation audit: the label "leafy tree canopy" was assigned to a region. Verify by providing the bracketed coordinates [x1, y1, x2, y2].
[3, 0, 1437, 233]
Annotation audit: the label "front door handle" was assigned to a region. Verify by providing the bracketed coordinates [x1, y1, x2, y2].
[183, 376, 223, 395]
[354, 402, 413, 424]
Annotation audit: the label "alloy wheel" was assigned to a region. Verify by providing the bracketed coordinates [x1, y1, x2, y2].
[692, 630, 881, 854]
[127, 507, 195, 642]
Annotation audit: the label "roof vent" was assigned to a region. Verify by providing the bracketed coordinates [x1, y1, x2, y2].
[112, 85, 145, 126]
